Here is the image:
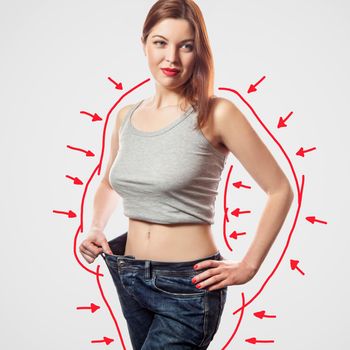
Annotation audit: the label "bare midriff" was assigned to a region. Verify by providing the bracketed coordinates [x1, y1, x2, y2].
[124, 218, 219, 262]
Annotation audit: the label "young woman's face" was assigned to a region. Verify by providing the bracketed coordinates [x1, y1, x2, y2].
[142, 18, 196, 90]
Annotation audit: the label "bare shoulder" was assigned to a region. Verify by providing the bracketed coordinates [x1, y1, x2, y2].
[100, 103, 135, 187]
[211, 97, 242, 124]
[211, 96, 263, 160]
[211, 97, 293, 194]
[116, 103, 134, 126]
[211, 97, 249, 144]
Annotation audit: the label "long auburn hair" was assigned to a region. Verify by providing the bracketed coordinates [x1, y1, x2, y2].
[141, 0, 216, 130]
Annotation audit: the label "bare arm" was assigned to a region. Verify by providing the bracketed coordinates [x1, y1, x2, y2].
[215, 98, 294, 275]
[79, 104, 132, 263]
[88, 181, 119, 236]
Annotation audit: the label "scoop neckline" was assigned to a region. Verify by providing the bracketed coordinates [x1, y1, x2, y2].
[129, 99, 195, 137]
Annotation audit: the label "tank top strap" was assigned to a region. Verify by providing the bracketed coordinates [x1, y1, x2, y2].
[120, 100, 144, 134]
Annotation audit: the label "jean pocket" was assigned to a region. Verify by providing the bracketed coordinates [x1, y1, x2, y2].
[152, 272, 206, 298]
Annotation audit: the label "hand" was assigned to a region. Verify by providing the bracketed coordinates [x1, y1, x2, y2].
[79, 228, 113, 264]
[191, 259, 258, 291]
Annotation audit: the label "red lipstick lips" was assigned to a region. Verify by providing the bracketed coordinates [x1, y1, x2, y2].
[162, 67, 180, 72]
[161, 67, 180, 77]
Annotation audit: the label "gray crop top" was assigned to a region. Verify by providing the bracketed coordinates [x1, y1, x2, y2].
[109, 99, 228, 224]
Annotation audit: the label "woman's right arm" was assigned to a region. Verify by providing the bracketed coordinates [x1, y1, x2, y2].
[79, 104, 132, 263]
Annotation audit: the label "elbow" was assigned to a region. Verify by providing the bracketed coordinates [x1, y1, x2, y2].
[284, 180, 294, 202]
[286, 186, 294, 207]
[269, 179, 294, 203]
[282, 181, 295, 206]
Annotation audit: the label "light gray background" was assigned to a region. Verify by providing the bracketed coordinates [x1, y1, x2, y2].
[1, 0, 349, 349]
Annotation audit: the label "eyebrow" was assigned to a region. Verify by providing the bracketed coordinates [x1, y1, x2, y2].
[151, 35, 194, 43]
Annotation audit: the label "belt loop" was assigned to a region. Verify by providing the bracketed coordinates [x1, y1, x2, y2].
[144, 260, 151, 279]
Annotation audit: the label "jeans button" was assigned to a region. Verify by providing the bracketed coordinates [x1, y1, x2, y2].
[119, 260, 125, 266]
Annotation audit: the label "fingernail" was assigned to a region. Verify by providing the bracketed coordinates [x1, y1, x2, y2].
[192, 278, 196, 283]
[196, 284, 201, 289]
[194, 264, 198, 270]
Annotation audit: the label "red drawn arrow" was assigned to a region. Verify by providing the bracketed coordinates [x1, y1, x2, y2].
[66, 145, 95, 157]
[254, 310, 277, 319]
[290, 259, 305, 275]
[52, 209, 76, 218]
[245, 337, 274, 344]
[296, 146, 316, 157]
[65, 175, 83, 185]
[108, 76, 123, 90]
[91, 336, 114, 345]
[230, 230, 247, 240]
[306, 216, 327, 224]
[232, 181, 251, 189]
[247, 75, 266, 93]
[224, 207, 229, 223]
[277, 111, 293, 128]
[231, 208, 251, 217]
[76, 303, 100, 313]
[80, 111, 103, 122]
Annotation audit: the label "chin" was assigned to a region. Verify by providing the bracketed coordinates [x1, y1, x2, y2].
[154, 75, 181, 87]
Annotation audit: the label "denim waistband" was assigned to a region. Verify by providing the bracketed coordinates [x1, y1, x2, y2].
[101, 250, 223, 271]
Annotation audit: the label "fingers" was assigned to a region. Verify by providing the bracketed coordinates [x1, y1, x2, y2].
[192, 271, 226, 291]
[81, 251, 98, 264]
[192, 262, 224, 287]
[101, 240, 113, 255]
[79, 240, 104, 264]
[194, 259, 220, 270]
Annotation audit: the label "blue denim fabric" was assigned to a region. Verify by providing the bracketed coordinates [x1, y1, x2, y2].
[101, 231, 227, 350]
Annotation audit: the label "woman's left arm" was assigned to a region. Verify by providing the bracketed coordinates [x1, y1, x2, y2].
[193, 98, 294, 289]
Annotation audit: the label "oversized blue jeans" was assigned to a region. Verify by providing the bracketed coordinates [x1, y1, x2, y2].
[101, 231, 227, 349]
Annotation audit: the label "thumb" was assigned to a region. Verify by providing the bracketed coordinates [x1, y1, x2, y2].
[101, 240, 113, 255]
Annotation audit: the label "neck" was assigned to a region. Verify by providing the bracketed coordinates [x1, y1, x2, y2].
[150, 84, 186, 110]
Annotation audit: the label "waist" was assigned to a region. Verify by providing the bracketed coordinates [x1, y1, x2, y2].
[106, 251, 223, 271]
[125, 218, 218, 262]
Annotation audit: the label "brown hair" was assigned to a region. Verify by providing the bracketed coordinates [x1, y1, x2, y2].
[141, 0, 216, 130]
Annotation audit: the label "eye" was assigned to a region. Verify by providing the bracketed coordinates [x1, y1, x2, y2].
[182, 43, 194, 51]
[153, 40, 166, 46]
[153, 41, 194, 51]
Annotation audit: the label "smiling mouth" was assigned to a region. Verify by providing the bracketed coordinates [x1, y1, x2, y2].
[162, 67, 180, 72]
[161, 68, 180, 77]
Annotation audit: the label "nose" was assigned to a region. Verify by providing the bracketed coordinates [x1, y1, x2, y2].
[165, 45, 179, 64]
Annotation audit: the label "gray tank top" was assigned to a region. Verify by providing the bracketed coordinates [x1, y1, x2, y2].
[109, 99, 228, 224]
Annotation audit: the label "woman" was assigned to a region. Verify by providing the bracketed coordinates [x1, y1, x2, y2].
[79, 0, 294, 349]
